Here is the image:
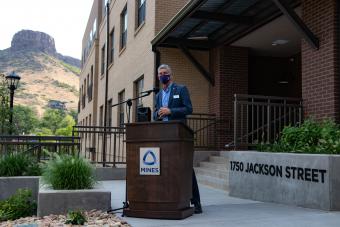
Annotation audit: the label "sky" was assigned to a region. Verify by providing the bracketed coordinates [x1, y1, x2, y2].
[0, 0, 93, 59]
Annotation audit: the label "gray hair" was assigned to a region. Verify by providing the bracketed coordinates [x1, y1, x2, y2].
[157, 64, 172, 75]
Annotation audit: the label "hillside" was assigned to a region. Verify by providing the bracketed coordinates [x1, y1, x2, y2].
[0, 30, 80, 116]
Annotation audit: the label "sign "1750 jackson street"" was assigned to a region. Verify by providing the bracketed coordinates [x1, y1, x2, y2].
[230, 161, 327, 183]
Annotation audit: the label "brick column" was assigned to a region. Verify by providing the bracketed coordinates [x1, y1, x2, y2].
[209, 46, 248, 150]
[301, 0, 340, 122]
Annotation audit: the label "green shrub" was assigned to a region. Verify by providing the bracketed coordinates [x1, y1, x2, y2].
[65, 210, 87, 225]
[258, 119, 340, 154]
[0, 189, 37, 221]
[42, 154, 95, 190]
[0, 153, 42, 177]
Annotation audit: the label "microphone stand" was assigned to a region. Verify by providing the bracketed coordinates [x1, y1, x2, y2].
[111, 92, 151, 123]
[107, 90, 155, 215]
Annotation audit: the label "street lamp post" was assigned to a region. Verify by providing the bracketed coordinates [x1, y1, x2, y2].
[5, 71, 20, 134]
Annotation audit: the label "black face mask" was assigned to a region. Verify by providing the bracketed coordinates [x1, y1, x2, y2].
[160, 74, 170, 84]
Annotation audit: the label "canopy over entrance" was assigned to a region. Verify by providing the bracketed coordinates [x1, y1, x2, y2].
[152, 0, 318, 51]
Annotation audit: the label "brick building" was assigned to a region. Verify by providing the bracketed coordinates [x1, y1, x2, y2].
[79, 0, 339, 151]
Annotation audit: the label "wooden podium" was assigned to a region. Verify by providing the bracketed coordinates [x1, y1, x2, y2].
[123, 121, 194, 219]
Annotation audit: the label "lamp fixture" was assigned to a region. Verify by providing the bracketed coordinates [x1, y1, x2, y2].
[272, 39, 289, 46]
[187, 36, 209, 40]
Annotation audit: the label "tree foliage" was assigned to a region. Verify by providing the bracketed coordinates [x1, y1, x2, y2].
[0, 74, 10, 134]
[36, 109, 75, 136]
[12, 105, 39, 135]
[0, 77, 76, 135]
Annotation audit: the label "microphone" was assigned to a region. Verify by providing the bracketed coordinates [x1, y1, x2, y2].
[140, 88, 159, 94]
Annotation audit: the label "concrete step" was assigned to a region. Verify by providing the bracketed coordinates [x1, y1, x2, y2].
[196, 174, 228, 191]
[219, 151, 230, 158]
[199, 161, 228, 171]
[194, 167, 228, 179]
[209, 156, 229, 164]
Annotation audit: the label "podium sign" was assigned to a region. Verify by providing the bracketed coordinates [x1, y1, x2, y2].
[124, 121, 195, 219]
[140, 147, 160, 175]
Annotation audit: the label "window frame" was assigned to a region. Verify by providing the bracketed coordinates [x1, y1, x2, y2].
[134, 76, 144, 121]
[120, 5, 128, 50]
[107, 99, 112, 127]
[101, 44, 106, 75]
[109, 29, 115, 64]
[118, 90, 125, 127]
[136, 0, 146, 29]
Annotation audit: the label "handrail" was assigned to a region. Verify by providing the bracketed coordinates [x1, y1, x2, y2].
[235, 94, 302, 102]
[233, 94, 303, 149]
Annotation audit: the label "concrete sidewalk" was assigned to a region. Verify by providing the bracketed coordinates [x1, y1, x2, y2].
[100, 181, 340, 227]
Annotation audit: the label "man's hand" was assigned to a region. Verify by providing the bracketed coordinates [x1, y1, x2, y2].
[158, 107, 171, 118]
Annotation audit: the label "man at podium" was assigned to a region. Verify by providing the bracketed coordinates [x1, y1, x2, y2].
[154, 64, 203, 214]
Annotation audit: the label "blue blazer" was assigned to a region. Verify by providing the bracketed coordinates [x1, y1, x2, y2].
[153, 83, 193, 121]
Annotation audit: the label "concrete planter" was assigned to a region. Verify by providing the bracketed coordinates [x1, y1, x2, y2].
[0, 176, 39, 201]
[229, 151, 340, 210]
[37, 184, 111, 217]
[95, 167, 126, 181]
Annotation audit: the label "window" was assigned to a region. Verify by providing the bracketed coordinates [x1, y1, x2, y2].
[118, 90, 125, 127]
[137, 0, 146, 28]
[87, 74, 90, 102]
[92, 19, 97, 40]
[99, 105, 104, 127]
[89, 114, 92, 141]
[120, 6, 128, 49]
[102, 0, 109, 18]
[109, 29, 114, 63]
[101, 44, 105, 75]
[107, 99, 112, 127]
[134, 77, 144, 121]
[89, 66, 93, 102]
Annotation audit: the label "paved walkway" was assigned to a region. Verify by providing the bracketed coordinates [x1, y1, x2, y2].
[100, 181, 340, 227]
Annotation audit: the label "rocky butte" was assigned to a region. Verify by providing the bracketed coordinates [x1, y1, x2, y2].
[0, 30, 80, 115]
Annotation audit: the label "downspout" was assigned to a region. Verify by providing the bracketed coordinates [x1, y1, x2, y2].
[337, 0, 340, 123]
[103, 1, 110, 166]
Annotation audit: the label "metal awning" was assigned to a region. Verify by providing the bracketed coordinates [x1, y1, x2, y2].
[152, 0, 318, 51]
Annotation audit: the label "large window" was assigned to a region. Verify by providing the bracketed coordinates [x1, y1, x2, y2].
[109, 29, 114, 64]
[84, 79, 87, 107]
[107, 99, 112, 127]
[88, 65, 93, 102]
[137, 0, 146, 28]
[99, 105, 104, 127]
[134, 77, 144, 121]
[118, 90, 125, 127]
[120, 6, 128, 49]
[102, 0, 109, 18]
[101, 44, 105, 75]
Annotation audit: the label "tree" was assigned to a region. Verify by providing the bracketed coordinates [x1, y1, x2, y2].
[0, 74, 10, 134]
[69, 109, 78, 122]
[38, 109, 76, 136]
[55, 115, 75, 136]
[39, 109, 65, 134]
[12, 105, 39, 135]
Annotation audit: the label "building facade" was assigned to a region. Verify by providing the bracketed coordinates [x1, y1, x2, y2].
[79, 0, 340, 151]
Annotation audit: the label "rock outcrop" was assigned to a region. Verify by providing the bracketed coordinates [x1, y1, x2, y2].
[11, 30, 57, 55]
[8, 30, 80, 68]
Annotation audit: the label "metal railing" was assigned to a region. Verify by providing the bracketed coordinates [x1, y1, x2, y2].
[72, 113, 217, 165]
[233, 94, 303, 148]
[187, 113, 217, 150]
[0, 135, 80, 161]
[72, 125, 126, 166]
